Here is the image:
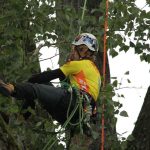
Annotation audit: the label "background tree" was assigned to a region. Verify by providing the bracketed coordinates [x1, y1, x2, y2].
[126, 86, 150, 150]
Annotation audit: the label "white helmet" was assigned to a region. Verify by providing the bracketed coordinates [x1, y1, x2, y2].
[72, 33, 98, 52]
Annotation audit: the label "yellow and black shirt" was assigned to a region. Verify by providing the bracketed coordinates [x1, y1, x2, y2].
[60, 60, 101, 101]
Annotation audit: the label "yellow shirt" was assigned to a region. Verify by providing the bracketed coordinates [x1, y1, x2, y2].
[60, 60, 101, 101]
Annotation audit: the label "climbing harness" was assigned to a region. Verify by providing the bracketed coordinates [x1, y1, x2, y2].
[66, 86, 94, 131]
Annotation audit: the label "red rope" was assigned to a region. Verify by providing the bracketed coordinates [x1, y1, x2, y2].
[101, 0, 109, 150]
[102, 0, 109, 85]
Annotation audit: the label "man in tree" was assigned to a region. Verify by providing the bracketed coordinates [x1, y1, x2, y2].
[0, 33, 101, 125]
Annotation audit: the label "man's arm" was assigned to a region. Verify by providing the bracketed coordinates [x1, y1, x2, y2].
[28, 69, 66, 84]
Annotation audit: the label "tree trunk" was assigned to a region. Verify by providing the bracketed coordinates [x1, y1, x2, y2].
[127, 86, 150, 150]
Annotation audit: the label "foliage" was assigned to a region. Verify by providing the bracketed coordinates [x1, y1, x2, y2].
[108, 1, 150, 63]
[0, 0, 150, 149]
[0, 0, 57, 82]
[0, 0, 61, 149]
[56, 0, 150, 64]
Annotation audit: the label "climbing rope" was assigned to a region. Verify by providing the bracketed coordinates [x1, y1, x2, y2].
[42, 83, 88, 150]
[42, 98, 80, 150]
[79, 0, 88, 34]
[101, 0, 109, 150]
[66, 86, 84, 127]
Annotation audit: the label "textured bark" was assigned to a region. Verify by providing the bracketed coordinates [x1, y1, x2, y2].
[96, 51, 110, 83]
[127, 86, 150, 150]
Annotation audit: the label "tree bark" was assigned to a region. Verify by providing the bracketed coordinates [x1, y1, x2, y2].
[127, 86, 150, 150]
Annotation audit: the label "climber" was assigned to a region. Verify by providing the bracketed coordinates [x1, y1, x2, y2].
[0, 33, 101, 124]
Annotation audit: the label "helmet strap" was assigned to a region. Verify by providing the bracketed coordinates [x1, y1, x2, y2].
[76, 47, 84, 60]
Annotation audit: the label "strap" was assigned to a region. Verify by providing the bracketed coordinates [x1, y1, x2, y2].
[80, 90, 96, 115]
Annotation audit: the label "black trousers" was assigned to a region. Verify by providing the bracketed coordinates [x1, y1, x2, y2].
[13, 83, 77, 124]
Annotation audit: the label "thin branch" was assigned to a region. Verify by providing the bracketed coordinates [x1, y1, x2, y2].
[115, 86, 147, 91]
[39, 54, 59, 62]
[141, 3, 149, 10]
[100, 86, 147, 93]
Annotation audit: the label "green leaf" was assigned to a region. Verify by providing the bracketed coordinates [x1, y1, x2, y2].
[147, 54, 150, 63]
[36, 121, 43, 127]
[98, 16, 104, 23]
[105, 84, 113, 92]
[114, 109, 119, 114]
[128, 32, 132, 37]
[121, 94, 125, 98]
[122, 45, 129, 52]
[127, 134, 135, 141]
[145, 20, 150, 25]
[125, 71, 129, 75]
[110, 49, 118, 58]
[112, 80, 118, 87]
[127, 79, 131, 83]
[118, 103, 123, 109]
[92, 131, 99, 139]
[113, 101, 120, 107]
[8, 104, 19, 113]
[120, 110, 128, 117]
[130, 41, 135, 47]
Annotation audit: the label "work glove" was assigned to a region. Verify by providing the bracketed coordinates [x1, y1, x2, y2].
[0, 80, 14, 97]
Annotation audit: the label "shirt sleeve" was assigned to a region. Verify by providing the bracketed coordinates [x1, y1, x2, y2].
[60, 61, 81, 76]
[28, 69, 65, 84]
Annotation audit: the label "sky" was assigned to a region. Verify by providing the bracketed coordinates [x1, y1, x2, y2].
[109, 50, 150, 138]
[39, 0, 150, 139]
